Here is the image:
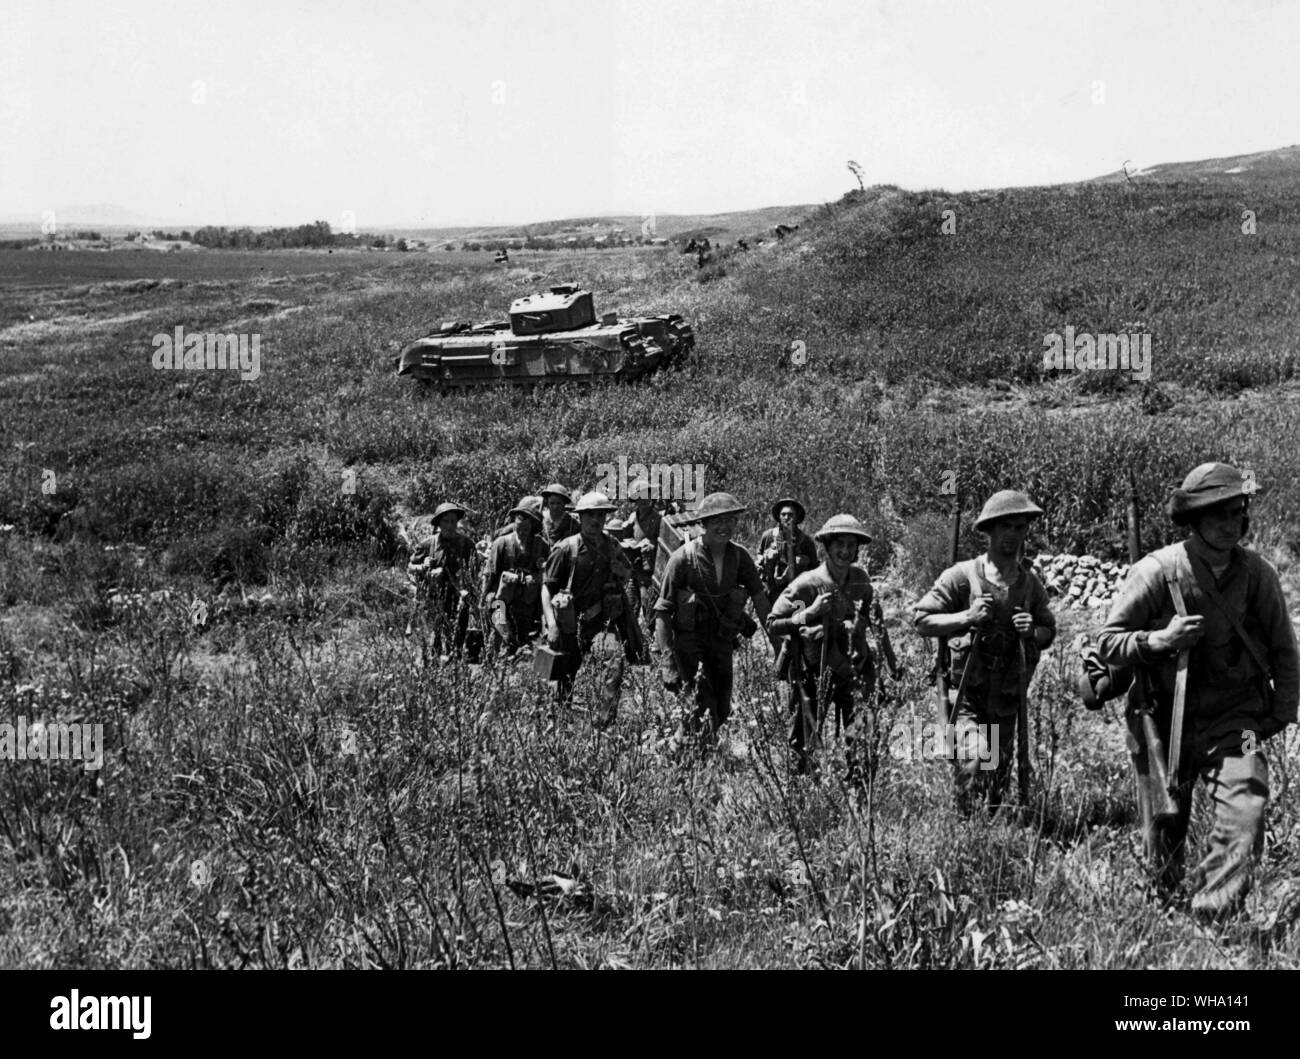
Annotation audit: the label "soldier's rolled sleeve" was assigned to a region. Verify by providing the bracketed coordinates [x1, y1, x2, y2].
[766, 581, 807, 637]
[737, 548, 766, 602]
[543, 544, 570, 592]
[1258, 563, 1300, 724]
[1028, 578, 1057, 647]
[1097, 556, 1169, 668]
[912, 567, 964, 632]
[653, 550, 688, 615]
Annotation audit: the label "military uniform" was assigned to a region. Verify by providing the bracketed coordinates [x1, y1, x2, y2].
[757, 526, 819, 603]
[543, 513, 633, 706]
[616, 503, 663, 627]
[655, 532, 767, 733]
[538, 483, 581, 548]
[408, 517, 477, 656]
[914, 556, 1055, 809]
[756, 497, 819, 604]
[482, 503, 549, 654]
[540, 511, 580, 547]
[1098, 470, 1298, 916]
[769, 561, 873, 770]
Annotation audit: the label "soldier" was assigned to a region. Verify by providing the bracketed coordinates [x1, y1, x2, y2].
[482, 496, 549, 655]
[655, 492, 772, 742]
[493, 494, 542, 540]
[407, 501, 477, 657]
[768, 514, 876, 778]
[913, 491, 1056, 813]
[1097, 463, 1298, 920]
[540, 483, 581, 547]
[756, 497, 819, 604]
[616, 478, 663, 619]
[541, 492, 634, 717]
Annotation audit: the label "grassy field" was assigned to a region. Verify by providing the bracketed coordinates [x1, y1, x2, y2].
[1, 179, 1299, 968]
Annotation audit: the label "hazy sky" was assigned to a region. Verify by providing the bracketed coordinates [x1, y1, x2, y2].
[2, 0, 1297, 226]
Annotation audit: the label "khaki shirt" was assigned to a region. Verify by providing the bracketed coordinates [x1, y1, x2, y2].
[483, 530, 549, 600]
[544, 531, 632, 610]
[1098, 539, 1299, 744]
[756, 527, 819, 595]
[655, 538, 765, 646]
[768, 563, 873, 670]
[913, 558, 1055, 709]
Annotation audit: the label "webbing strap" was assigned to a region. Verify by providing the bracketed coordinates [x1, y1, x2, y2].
[1164, 566, 1190, 793]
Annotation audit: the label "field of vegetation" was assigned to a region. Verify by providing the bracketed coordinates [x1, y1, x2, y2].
[1, 178, 1299, 968]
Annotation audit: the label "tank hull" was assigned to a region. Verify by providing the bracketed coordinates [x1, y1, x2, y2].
[397, 309, 694, 389]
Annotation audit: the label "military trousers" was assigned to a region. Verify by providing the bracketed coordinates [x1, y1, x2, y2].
[1127, 706, 1269, 915]
[489, 598, 540, 654]
[549, 614, 624, 726]
[672, 636, 735, 734]
[947, 688, 1018, 815]
[788, 666, 858, 777]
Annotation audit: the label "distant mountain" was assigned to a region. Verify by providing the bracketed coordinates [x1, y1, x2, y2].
[1089, 145, 1300, 186]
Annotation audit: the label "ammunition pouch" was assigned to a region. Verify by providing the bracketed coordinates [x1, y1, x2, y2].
[497, 570, 521, 605]
[521, 574, 540, 605]
[553, 591, 577, 635]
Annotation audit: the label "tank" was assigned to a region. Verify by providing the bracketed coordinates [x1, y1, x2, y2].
[397, 284, 695, 388]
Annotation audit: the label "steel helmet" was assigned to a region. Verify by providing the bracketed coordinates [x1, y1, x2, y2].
[571, 491, 618, 514]
[679, 492, 746, 524]
[770, 497, 807, 524]
[1167, 463, 1254, 525]
[508, 496, 543, 524]
[814, 513, 873, 544]
[432, 501, 466, 523]
[540, 483, 574, 506]
[974, 490, 1044, 532]
[627, 478, 653, 502]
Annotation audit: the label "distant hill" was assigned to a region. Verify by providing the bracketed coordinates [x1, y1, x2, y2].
[382, 205, 818, 247]
[1089, 144, 1300, 187]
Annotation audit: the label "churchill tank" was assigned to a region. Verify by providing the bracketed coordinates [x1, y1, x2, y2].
[397, 284, 694, 388]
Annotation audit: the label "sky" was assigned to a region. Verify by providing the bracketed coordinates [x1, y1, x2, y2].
[2, 0, 1298, 226]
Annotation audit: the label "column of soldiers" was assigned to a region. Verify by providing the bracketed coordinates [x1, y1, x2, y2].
[407, 460, 1297, 923]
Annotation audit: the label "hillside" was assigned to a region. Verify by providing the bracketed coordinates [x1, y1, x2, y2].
[1088, 144, 1300, 187]
[3, 148, 1300, 970]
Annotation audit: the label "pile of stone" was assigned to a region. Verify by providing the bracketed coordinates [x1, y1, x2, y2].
[1031, 553, 1130, 611]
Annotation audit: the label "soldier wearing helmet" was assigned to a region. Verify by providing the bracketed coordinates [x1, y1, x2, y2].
[407, 500, 478, 658]
[615, 477, 665, 626]
[1097, 462, 1298, 920]
[655, 492, 772, 743]
[542, 491, 634, 716]
[482, 496, 549, 654]
[914, 490, 1056, 812]
[539, 483, 581, 547]
[756, 497, 819, 604]
[767, 513, 876, 779]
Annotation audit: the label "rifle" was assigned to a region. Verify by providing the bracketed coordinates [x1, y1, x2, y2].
[1125, 470, 1180, 818]
[934, 489, 962, 756]
[789, 620, 820, 758]
[872, 598, 902, 681]
[786, 528, 797, 593]
[1016, 637, 1031, 803]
